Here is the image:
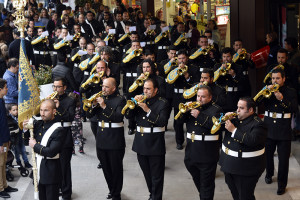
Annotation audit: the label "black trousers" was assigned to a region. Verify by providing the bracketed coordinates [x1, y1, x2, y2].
[90, 121, 98, 139]
[60, 147, 73, 199]
[224, 172, 261, 200]
[97, 149, 125, 200]
[266, 138, 291, 189]
[137, 154, 165, 200]
[174, 107, 185, 145]
[184, 161, 217, 200]
[39, 183, 59, 200]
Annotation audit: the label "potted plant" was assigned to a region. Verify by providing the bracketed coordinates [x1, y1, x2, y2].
[34, 65, 53, 99]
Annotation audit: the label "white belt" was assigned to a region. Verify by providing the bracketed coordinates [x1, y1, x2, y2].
[137, 126, 165, 133]
[33, 116, 42, 121]
[74, 63, 78, 68]
[243, 71, 248, 75]
[84, 71, 89, 75]
[199, 68, 204, 72]
[111, 48, 116, 51]
[222, 144, 265, 158]
[38, 154, 60, 160]
[187, 132, 219, 141]
[66, 54, 70, 58]
[227, 87, 238, 92]
[52, 51, 57, 55]
[158, 46, 168, 50]
[174, 88, 184, 93]
[98, 122, 124, 128]
[126, 72, 137, 77]
[61, 122, 72, 127]
[123, 49, 126, 53]
[146, 41, 154, 45]
[264, 111, 291, 119]
[34, 50, 49, 55]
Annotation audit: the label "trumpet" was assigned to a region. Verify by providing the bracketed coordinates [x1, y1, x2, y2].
[81, 71, 105, 89]
[232, 48, 247, 63]
[211, 112, 238, 134]
[213, 63, 232, 82]
[71, 50, 87, 62]
[147, 29, 155, 36]
[121, 95, 147, 115]
[166, 65, 188, 84]
[263, 64, 284, 83]
[174, 33, 187, 46]
[126, 47, 132, 54]
[73, 32, 81, 42]
[154, 31, 169, 43]
[82, 91, 103, 111]
[174, 101, 201, 120]
[189, 45, 214, 60]
[79, 57, 91, 71]
[129, 72, 150, 93]
[118, 33, 130, 43]
[31, 31, 49, 45]
[123, 48, 143, 63]
[34, 91, 58, 113]
[88, 52, 101, 65]
[183, 81, 208, 99]
[164, 57, 178, 74]
[54, 35, 73, 50]
[253, 84, 280, 102]
[104, 34, 114, 42]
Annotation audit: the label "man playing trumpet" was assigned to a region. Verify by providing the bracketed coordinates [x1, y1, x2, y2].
[177, 86, 223, 200]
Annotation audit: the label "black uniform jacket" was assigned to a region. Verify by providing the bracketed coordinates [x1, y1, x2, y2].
[125, 96, 169, 156]
[180, 102, 223, 163]
[33, 119, 64, 184]
[219, 114, 267, 176]
[261, 85, 297, 140]
[89, 92, 126, 150]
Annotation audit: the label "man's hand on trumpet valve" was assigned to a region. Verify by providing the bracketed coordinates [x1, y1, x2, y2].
[134, 95, 144, 102]
[190, 108, 200, 118]
[53, 99, 59, 108]
[224, 112, 236, 120]
[96, 96, 106, 109]
[138, 102, 150, 113]
[274, 91, 283, 101]
[228, 68, 236, 77]
[225, 120, 236, 133]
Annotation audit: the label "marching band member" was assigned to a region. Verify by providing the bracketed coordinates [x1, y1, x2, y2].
[125, 78, 169, 200]
[178, 86, 223, 200]
[256, 69, 297, 195]
[171, 22, 188, 51]
[89, 77, 126, 200]
[121, 31, 139, 57]
[100, 46, 121, 85]
[155, 21, 170, 63]
[220, 97, 267, 200]
[138, 19, 156, 50]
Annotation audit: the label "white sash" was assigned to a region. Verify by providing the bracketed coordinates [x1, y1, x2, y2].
[36, 122, 61, 182]
[81, 25, 85, 33]
[86, 19, 96, 36]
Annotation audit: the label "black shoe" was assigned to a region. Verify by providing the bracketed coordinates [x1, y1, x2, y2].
[0, 191, 10, 198]
[176, 144, 183, 150]
[4, 185, 18, 192]
[265, 176, 272, 184]
[277, 188, 286, 195]
[106, 193, 112, 199]
[97, 163, 102, 169]
[24, 162, 32, 168]
[16, 161, 23, 168]
[128, 129, 135, 135]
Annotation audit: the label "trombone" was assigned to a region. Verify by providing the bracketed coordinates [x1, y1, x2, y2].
[253, 84, 280, 102]
[174, 101, 201, 120]
[129, 72, 150, 93]
[121, 95, 147, 115]
[211, 112, 238, 134]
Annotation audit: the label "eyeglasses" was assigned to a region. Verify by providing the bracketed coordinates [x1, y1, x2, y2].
[52, 85, 63, 89]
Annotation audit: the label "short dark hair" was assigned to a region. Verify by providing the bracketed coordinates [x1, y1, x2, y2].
[57, 53, 66, 62]
[0, 78, 7, 89]
[7, 58, 18, 69]
[13, 28, 20, 37]
[167, 45, 177, 52]
[177, 49, 188, 57]
[145, 78, 158, 89]
[239, 97, 256, 110]
[202, 68, 214, 78]
[233, 38, 243, 44]
[199, 35, 208, 40]
[272, 68, 285, 78]
[7, 103, 17, 111]
[54, 77, 67, 86]
[189, 20, 197, 28]
[221, 47, 235, 56]
[204, 30, 212, 35]
[144, 49, 154, 56]
[198, 85, 212, 97]
[284, 37, 298, 49]
[277, 48, 288, 56]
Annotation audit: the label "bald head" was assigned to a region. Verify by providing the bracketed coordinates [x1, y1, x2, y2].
[42, 99, 56, 109]
[40, 99, 56, 122]
[102, 77, 117, 96]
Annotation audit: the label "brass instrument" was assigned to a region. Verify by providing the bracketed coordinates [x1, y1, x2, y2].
[126, 47, 132, 54]
[164, 57, 178, 74]
[183, 81, 208, 99]
[147, 29, 155, 36]
[31, 31, 49, 45]
[79, 57, 91, 71]
[232, 48, 247, 63]
[71, 50, 87, 62]
[189, 45, 214, 60]
[211, 112, 238, 134]
[174, 33, 187, 46]
[154, 31, 169, 43]
[88, 52, 101, 65]
[34, 91, 58, 113]
[129, 72, 150, 92]
[166, 65, 188, 84]
[213, 63, 232, 82]
[53, 35, 73, 50]
[253, 84, 280, 102]
[118, 33, 130, 43]
[174, 101, 201, 120]
[263, 64, 284, 83]
[81, 71, 104, 89]
[73, 32, 81, 42]
[104, 34, 114, 42]
[121, 95, 147, 115]
[123, 48, 143, 63]
[82, 91, 103, 111]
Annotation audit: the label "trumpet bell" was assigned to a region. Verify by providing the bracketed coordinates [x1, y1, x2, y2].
[121, 100, 136, 115]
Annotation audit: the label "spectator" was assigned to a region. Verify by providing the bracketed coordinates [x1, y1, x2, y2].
[206, 19, 220, 47]
[0, 18, 13, 45]
[266, 32, 281, 67]
[3, 58, 18, 104]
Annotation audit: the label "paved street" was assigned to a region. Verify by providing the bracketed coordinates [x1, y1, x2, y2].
[6, 118, 300, 200]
